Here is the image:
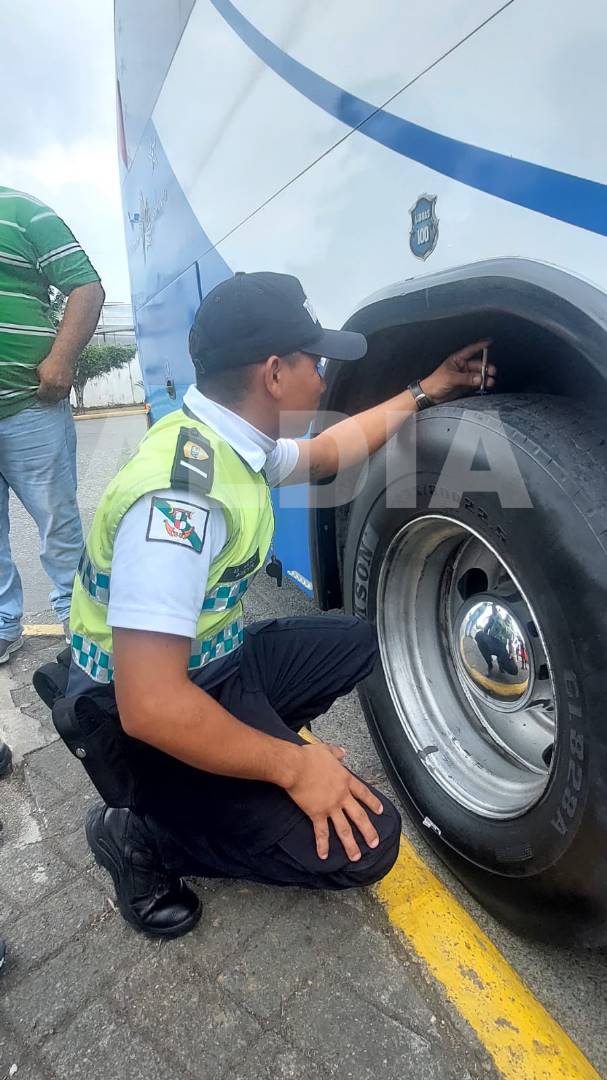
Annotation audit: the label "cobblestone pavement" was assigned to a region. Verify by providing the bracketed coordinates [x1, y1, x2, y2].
[0, 582, 498, 1080]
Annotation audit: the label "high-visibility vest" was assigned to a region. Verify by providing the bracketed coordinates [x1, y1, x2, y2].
[69, 408, 275, 683]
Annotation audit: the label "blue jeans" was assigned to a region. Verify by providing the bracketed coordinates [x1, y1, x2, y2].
[0, 400, 83, 638]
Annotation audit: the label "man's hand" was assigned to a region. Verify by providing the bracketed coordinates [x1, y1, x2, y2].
[36, 281, 105, 403]
[36, 350, 74, 402]
[420, 340, 495, 404]
[284, 742, 383, 860]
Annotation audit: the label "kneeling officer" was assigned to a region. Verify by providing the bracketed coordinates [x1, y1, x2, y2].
[59, 272, 493, 938]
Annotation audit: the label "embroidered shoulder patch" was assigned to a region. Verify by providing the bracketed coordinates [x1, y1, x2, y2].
[146, 496, 209, 554]
[170, 427, 214, 495]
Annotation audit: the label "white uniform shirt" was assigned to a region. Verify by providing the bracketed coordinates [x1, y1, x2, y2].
[106, 385, 300, 637]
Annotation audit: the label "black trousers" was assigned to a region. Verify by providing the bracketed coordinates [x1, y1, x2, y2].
[135, 616, 401, 890]
[475, 630, 509, 668]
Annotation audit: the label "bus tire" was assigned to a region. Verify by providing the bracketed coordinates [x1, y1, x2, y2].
[342, 393, 607, 945]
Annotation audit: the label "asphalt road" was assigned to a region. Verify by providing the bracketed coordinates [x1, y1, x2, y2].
[8, 412, 607, 1075]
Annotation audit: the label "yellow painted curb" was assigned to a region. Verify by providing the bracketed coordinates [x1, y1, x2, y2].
[374, 839, 600, 1079]
[23, 625, 64, 636]
[462, 655, 527, 698]
[299, 725, 598, 1077]
[73, 406, 146, 421]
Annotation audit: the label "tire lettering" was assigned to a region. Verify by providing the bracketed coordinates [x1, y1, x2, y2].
[353, 524, 379, 619]
[567, 758, 582, 792]
[569, 729, 584, 760]
[459, 495, 507, 544]
[550, 675, 586, 839]
[359, 540, 372, 561]
[551, 809, 568, 837]
[562, 786, 578, 818]
[565, 671, 580, 700]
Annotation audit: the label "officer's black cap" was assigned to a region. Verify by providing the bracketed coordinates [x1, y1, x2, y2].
[189, 271, 367, 374]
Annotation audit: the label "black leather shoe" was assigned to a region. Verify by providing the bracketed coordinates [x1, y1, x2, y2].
[0, 741, 12, 779]
[85, 803, 202, 939]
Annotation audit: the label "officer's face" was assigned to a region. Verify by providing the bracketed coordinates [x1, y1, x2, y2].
[274, 351, 326, 436]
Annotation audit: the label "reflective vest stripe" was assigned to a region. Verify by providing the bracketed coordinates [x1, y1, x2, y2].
[78, 550, 111, 606]
[71, 616, 245, 682]
[201, 577, 251, 612]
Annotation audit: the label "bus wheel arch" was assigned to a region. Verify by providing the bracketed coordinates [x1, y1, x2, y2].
[311, 258, 607, 610]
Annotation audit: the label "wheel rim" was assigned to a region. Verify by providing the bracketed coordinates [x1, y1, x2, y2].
[376, 515, 556, 819]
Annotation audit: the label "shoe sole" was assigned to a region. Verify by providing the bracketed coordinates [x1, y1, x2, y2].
[85, 809, 202, 940]
[0, 637, 23, 665]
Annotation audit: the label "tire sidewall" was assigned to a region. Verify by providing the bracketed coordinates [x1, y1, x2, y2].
[343, 405, 607, 886]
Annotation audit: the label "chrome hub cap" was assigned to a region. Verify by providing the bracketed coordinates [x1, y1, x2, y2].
[455, 597, 533, 708]
[376, 516, 556, 819]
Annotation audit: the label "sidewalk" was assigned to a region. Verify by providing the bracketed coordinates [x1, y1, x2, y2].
[0, 636, 496, 1080]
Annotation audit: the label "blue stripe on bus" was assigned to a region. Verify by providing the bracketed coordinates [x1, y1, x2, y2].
[210, 0, 607, 238]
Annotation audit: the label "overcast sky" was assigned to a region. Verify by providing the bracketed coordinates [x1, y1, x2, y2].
[0, 0, 130, 300]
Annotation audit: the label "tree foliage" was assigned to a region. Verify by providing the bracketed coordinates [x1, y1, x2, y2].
[47, 288, 137, 411]
[72, 344, 137, 412]
[48, 287, 66, 328]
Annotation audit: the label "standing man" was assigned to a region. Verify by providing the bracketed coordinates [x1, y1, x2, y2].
[0, 186, 105, 663]
[56, 272, 494, 939]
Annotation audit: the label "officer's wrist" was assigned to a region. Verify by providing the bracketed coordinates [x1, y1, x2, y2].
[270, 742, 304, 789]
[418, 376, 439, 403]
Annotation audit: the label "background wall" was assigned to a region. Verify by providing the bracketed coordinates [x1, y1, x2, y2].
[70, 354, 145, 409]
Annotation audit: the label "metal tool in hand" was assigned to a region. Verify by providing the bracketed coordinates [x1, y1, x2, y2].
[479, 346, 489, 395]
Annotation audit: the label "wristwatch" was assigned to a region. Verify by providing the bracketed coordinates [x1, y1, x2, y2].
[407, 379, 435, 411]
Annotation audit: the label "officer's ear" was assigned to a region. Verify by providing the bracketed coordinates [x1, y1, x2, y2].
[262, 354, 284, 400]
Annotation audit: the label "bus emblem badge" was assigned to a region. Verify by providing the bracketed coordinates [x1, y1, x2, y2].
[409, 195, 439, 260]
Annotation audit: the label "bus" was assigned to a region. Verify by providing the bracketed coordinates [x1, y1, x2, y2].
[114, 0, 607, 944]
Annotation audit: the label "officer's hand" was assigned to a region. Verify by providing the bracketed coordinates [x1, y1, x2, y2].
[285, 743, 383, 861]
[420, 340, 496, 404]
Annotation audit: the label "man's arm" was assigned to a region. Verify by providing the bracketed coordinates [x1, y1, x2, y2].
[288, 340, 495, 483]
[113, 628, 384, 862]
[37, 281, 105, 402]
[24, 200, 105, 402]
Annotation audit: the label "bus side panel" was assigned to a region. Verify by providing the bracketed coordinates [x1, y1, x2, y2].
[271, 490, 313, 596]
[120, 119, 230, 312]
[115, 0, 196, 167]
[135, 265, 200, 421]
[150, 0, 606, 307]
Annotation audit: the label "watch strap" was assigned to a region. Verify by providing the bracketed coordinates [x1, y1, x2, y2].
[408, 379, 434, 411]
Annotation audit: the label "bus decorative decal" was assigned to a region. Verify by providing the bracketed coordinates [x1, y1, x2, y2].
[127, 188, 168, 263]
[409, 195, 439, 261]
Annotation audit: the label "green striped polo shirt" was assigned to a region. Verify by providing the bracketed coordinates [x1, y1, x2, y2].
[0, 187, 101, 420]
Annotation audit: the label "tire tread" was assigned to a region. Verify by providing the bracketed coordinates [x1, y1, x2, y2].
[430, 395, 607, 554]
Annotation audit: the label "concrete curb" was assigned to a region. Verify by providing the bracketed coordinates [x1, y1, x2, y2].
[73, 406, 146, 421]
